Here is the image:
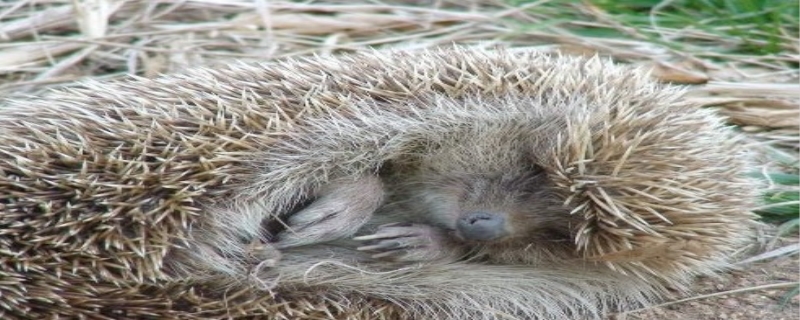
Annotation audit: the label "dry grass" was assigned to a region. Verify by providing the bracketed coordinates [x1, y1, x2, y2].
[2, 0, 797, 145]
[1, 0, 797, 318]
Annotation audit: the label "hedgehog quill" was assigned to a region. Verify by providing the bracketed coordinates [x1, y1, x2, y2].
[0, 48, 760, 319]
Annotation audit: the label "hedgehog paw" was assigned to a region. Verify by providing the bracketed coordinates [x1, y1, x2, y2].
[276, 175, 385, 249]
[354, 223, 461, 262]
[245, 238, 282, 265]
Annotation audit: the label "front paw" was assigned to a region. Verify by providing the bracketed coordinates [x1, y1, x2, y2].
[354, 223, 462, 262]
[275, 175, 384, 249]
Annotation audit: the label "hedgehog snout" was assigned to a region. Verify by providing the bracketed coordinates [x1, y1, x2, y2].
[455, 211, 509, 241]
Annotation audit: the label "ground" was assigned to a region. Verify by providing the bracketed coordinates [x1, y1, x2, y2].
[618, 236, 799, 320]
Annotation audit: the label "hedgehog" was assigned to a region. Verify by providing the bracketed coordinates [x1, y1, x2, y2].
[0, 48, 760, 319]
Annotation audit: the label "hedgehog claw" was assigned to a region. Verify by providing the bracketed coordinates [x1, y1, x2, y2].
[355, 223, 459, 262]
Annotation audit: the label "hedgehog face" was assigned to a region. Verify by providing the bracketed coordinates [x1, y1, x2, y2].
[409, 168, 575, 246]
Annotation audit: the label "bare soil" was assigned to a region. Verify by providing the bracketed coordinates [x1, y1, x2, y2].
[618, 236, 799, 320]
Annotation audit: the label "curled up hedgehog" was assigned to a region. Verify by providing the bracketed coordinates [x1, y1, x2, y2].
[0, 47, 760, 319]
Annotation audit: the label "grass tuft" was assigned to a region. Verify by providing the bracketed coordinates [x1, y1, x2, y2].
[757, 171, 800, 235]
[589, 0, 798, 55]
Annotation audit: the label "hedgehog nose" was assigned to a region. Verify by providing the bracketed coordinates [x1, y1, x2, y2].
[456, 211, 508, 241]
